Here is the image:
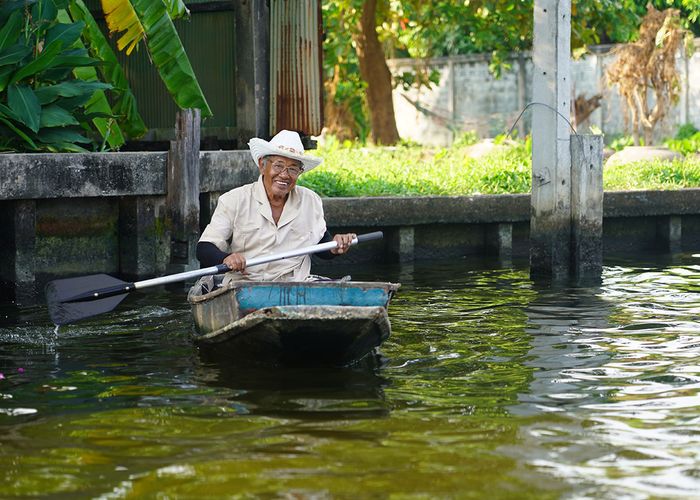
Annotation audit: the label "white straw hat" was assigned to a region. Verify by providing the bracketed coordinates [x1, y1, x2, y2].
[248, 130, 323, 171]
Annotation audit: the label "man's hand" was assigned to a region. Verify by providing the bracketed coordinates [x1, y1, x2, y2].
[223, 252, 247, 272]
[330, 233, 356, 255]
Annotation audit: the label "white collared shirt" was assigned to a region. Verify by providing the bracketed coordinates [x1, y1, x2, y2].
[199, 176, 327, 281]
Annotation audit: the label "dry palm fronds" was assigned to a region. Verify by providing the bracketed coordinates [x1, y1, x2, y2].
[606, 5, 690, 145]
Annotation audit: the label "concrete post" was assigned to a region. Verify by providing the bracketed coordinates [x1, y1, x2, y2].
[485, 223, 513, 262]
[594, 48, 605, 131]
[167, 109, 201, 273]
[657, 216, 682, 253]
[517, 53, 527, 138]
[448, 60, 456, 141]
[571, 135, 603, 277]
[530, 0, 572, 277]
[0, 200, 36, 303]
[119, 196, 169, 279]
[388, 226, 415, 262]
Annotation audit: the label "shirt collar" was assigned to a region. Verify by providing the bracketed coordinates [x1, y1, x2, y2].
[253, 175, 301, 227]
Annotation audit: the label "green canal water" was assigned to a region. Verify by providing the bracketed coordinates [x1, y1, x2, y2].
[1, 255, 700, 498]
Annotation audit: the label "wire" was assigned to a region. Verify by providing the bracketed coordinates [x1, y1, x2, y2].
[505, 101, 580, 140]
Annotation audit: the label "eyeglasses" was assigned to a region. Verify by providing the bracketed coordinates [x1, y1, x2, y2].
[269, 161, 303, 178]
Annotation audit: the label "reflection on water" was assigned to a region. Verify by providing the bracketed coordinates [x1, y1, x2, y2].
[1, 254, 700, 497]
[196, 353, 390, 420]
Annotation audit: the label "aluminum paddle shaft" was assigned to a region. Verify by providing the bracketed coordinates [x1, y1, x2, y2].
[133, 231, 383, 289]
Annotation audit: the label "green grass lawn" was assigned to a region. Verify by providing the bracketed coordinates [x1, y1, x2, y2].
[298, 138, 700, 197]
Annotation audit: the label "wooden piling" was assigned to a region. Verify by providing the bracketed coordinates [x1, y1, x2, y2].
[167, 109, 201, 272]
[571, 135, 603, 277]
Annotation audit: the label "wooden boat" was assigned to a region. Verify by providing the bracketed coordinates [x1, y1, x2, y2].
[187, 276, 400, 365]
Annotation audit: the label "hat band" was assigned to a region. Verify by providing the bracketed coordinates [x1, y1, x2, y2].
[277, 145, 303, 155]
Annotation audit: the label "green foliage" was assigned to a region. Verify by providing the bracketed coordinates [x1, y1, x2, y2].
[665, 131, 700, 155]
[604, 157, 700, 190]
[452, 130, 479, 148]
[299, 136, 700, 197]
[0, 0, 116, 152]
[298, 136, 532, 196]
[321, 0, 700, 142]
[674, 122, 699, 140]
[322, 0, 369, 141]
[68, 0, 146, 138]
[609, 135, 635, 151]
[122, 0, 211, 117]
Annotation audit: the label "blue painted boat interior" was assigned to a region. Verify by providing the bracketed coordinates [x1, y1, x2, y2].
[235, 284, 391, 310]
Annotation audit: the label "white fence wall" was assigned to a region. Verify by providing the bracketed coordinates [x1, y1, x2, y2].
[387, 40, 700, 146]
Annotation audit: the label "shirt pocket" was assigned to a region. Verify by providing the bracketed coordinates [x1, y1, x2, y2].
[289, 226, 314, 247]
[234, 223, 263, 253]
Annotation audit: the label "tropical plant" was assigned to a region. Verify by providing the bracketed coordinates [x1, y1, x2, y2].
[0, 0, 119, 152]
[0, 0, 211, 152]
[665, 123, 700, 155]
[98, 0, 211, 117]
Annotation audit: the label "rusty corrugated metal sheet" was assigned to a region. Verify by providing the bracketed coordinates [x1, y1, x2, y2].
[270, 0, 323, 137]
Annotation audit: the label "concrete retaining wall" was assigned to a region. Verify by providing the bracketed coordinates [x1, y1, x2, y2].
[1, 151, 699, 303]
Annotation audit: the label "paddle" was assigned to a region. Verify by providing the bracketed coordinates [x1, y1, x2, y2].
[46, 231, 384, 326]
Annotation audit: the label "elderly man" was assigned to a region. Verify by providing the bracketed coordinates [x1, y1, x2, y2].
[196, 130, 356, 281]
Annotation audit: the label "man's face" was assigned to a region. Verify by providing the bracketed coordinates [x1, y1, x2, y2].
[259, 155, 304, 199]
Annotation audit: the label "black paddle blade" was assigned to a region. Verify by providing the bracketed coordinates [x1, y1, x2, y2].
[46, 274, 129, 326]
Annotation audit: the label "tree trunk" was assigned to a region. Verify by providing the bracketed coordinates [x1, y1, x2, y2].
[354, 0, 400, 145]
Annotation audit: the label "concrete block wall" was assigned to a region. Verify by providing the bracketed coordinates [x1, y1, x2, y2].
[388, 39, 700, 146]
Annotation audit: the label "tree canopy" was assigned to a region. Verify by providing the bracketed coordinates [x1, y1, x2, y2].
[322, 0, 700, 142]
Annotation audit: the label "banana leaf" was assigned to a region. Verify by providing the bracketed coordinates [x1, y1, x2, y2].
[100, 0, 143, 55]
[163, 0, 189, 20]
[131, 0, 211, 117]
[69, 0, 146, 138]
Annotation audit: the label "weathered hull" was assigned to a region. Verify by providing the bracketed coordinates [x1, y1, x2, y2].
[188, 279, 400, 365]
